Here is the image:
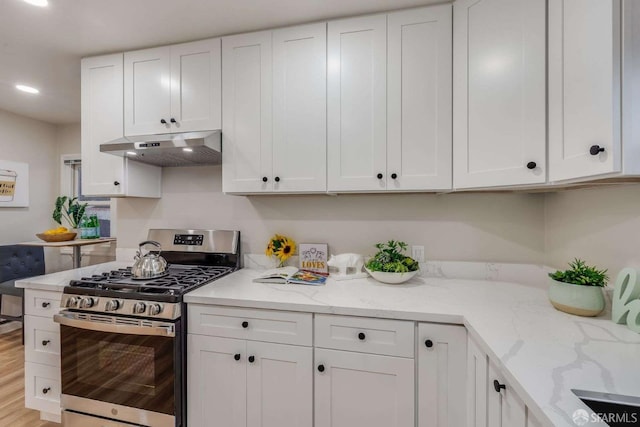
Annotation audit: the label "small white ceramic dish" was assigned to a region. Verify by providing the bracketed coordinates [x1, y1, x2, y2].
[364, 267, 418, 284]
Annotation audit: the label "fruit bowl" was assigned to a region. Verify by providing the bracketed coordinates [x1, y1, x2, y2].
[36, 232, 77, 242]
[364, 267, 418, 284]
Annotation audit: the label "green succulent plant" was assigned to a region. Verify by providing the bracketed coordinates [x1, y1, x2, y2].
[548, 258, 608, 287]
[52, 196, 87, 229]
[365, 241, 419, 273]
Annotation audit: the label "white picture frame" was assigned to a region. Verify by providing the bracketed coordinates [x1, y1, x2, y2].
[0, 160, 29, 207]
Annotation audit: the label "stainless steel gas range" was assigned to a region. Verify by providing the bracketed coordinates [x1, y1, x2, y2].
[53, 229, 241, 427]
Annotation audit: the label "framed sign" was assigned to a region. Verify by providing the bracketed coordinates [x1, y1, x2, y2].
[299, 243, 328, 274]
[0, 160, 28, 207]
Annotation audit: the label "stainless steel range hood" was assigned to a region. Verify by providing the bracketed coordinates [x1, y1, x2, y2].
[100, 130, 221, 167]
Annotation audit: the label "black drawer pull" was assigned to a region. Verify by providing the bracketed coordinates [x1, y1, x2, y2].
[42, 387, 51, 394]
[317, 364, 325, 372]
[493, 380, 506, 393]
[242, 321, 249, 329]
[358, 332, 366, 341]
[425, 339, 433, 348]
[160, 119, 167, 124]
[42, 340, 50, 346]
[590, 145, 605, 155]
[248, 355, 255, 363]
[234, 353, 241, 361]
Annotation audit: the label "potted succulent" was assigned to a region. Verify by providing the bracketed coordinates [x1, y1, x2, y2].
[548, 259, 608, 317]
[365, 240, 419, 284]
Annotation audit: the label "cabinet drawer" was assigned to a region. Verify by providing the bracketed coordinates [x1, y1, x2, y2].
[25, 362, 61, 416]
[25, 315, 60, 366]
[314, 314, 415, 358]
[24, 289, 62, 317]
[188, 305, 312, 346]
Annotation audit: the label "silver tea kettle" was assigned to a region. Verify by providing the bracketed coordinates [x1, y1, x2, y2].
[131, 240, 168, 279]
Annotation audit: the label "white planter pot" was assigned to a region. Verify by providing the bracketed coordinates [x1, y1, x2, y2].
[548, 278, 605, 317]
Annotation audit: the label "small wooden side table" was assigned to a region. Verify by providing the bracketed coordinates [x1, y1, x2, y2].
[18, 237, 117, 269]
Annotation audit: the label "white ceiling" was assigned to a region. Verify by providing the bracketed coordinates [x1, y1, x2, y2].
[0, 0, 442, 124]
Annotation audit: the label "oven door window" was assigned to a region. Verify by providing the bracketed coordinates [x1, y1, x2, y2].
[60, 324, 175, 415]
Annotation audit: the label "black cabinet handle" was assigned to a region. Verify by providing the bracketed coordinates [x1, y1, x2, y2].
[41, 302, 50, 308]
[242, 321, 249, 329]
[170, 118, 177, 123]
[376, 173, 383, 180]
[248, 355, 255, 363]
[526, 162, 537, 170]
[262, 177, 268, 183]
[358, 332, 366, 341]
[493, 380, 506, 393]
[114, 181, 120, 186]
[425, 339, 433, 348]
[42, 387, 51, 394]
[160, 119, 167, 124]
[590, 145, 605, 155]
[274, 176, 280, 182]
[391, 173, 398, 179]
[234, 353, 241, 361]
[317, 364, 325, 372]
[42, 340, 50, 346]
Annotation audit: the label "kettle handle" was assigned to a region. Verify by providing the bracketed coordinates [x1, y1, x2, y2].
[138, 240, 162, 256]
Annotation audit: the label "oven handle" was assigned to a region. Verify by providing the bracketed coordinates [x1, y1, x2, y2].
[53, 313, 176, 337]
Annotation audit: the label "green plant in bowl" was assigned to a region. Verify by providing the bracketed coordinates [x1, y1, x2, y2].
[548, 259, 608, 317]
[365, 241, 419, 284]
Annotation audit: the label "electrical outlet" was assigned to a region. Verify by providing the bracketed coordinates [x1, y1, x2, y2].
[411, 245, 425, 263]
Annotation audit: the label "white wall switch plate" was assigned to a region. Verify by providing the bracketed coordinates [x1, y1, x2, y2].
[411, 246, 425, 263]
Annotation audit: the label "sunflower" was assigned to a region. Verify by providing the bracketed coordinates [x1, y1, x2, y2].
[275, 237, 296, 262]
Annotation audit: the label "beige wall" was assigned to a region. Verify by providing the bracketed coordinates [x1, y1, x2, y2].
[544, 184, 640, 273]
[116, 165, 547, 264]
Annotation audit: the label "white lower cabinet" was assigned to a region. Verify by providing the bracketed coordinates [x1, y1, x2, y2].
[468, 336, 545, 427]
[23, 289, 63, 423]
[187, 306, 313, 427]
[314, 348, 415, 427]
[418, 323, 467, 427]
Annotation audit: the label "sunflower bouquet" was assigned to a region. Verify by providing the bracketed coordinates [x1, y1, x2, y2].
[265, 234, 296, 267]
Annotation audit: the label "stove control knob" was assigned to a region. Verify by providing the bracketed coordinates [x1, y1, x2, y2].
[79, 297, 95, 309]
[105, 300, 120, 311]
[149, 304, 163, 316]
[65, 297, 78, 308]
[133, 302, 147, 314]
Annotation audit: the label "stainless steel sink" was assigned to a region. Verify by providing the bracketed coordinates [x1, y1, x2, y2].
[572, 389, 640, 426]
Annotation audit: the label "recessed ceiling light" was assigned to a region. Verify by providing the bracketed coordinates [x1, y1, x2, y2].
[182, 148, 193, 152]
[15, 84, 39, 94]
[23, 0, 48, 7]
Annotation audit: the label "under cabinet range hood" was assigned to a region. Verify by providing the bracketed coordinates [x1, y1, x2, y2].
[100, 130, 221, 167]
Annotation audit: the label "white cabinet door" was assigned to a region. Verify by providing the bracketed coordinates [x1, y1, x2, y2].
[387, 5, 452, 191]
[548, 0, 621, 181]
[246, 341, 313, 427]
[487, 362, 526, 427]
[327, 15, 387, 192]
[272, 23, 327, 192]
[453, 0, 546, 189]
[315, 348, 414, 427]
[81, 54, 125, 197]
[124, 47, 172, 136]
[418, 323, 466, 427]
[467, 336, 488, 427]
[188, 335, 247, 427]
[170, 38, 221, 133]
[222, 31, 273, 193]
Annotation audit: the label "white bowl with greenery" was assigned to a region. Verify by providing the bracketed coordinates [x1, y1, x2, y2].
[364, 241, 419, 285]
[548, 259, 608, 317]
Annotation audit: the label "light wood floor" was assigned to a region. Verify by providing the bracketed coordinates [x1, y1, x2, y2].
[0, 328, 60, 427]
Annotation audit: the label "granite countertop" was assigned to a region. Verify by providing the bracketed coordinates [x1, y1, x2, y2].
[185, 268, 640, 427]
[16, 261, 640, 426]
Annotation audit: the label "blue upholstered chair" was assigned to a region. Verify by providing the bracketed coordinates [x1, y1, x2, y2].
[0, 245, 45, 328]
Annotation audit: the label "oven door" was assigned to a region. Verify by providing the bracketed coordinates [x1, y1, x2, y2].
[55, 311, 179, 425]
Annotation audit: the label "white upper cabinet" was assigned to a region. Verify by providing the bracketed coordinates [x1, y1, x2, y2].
[387, 5, 452, 191]
[81, 54, 161, 198]
[327, 15, 388, 192]
[222, 31, 273, 194]
[222, 24, 327, 194]
[548, 0, 623, 182]
[272, 23, 327, 192]
[453, 0, 546, 189]
[124, 39, 221, 136]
